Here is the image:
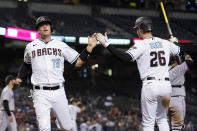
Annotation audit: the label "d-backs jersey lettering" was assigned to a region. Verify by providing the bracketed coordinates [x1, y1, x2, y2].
[24, 39, 79, 85]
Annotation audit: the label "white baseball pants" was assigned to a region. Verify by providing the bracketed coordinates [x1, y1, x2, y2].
[33, 87, 73, 131]
[141, 80, 171, 131]
[71, 120, 78, 131]
[55, 117, 77, 131]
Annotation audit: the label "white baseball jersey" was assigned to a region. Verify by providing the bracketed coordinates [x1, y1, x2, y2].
[80, 123, 88, 131]
[126, 37, 180, 80]
[69, 104, 80, 120]
[88, 123, 102, 131]
[127, 37, 180, 131]
[24, 39, 79, 86]
[169, 62, 188, 96]
[0, 86, 15, 111]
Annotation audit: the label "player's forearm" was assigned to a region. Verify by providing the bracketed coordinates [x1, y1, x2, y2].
[74, 47, 91, 67]
[17, 62, 31, 79]
[80, 107, 86, 112]
[86, 45, 94, 53]
[3, 100, 11, 116]
[96, 33, 132, 62]
[107, 45, 133, 63]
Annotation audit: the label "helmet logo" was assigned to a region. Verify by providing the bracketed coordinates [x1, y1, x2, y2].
[40, 17, 45, 21]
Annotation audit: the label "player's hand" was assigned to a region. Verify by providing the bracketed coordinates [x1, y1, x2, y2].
[87, 34, 97, 53]
[15, 78, 22, 86]
[169, 36, 178, 43]
[185, 54, 193, 61]
[76, 101, 82, 105]
[8, 116, 13, 122]
[96, 32, 110, 48]
[81, 106, 86, 112]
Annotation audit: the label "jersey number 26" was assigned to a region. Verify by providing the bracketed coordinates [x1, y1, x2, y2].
[150, 51, 166, 67]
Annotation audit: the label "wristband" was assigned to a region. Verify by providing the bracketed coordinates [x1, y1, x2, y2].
[79, 48, 90, 62]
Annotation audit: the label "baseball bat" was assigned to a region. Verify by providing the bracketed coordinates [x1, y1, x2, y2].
[160, 2, 173, 38]
[160, 2, 182, 64]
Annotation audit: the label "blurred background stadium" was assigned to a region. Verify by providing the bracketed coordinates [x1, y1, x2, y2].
[0, 0, 197, 130]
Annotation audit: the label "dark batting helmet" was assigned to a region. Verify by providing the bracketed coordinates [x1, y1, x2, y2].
[133, 17, 152, 32]
[36, 16, 53, 32]
[5, 75, 15, 85]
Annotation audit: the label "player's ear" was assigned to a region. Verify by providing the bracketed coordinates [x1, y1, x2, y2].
[37, 28, 41, 35]
[139, 28, 144, 34]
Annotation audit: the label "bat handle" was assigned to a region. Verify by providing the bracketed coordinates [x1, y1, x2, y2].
[166, 24, 173, 38]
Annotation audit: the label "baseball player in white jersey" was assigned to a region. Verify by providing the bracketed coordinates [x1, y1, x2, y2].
[168, 54, 193, 131]
[55, 98, 86, 131]
[88, 119, 102, 131]
[80, 122, 88, 131]
[0, 75, 17, 131]
[15, 16, 97, 131]
[69, 99, 86, 131]
[96, 17, 183, 131]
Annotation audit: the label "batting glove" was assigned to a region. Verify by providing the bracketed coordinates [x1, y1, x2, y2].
[96, 32, 110, 48]
[169, 36, 178, 43]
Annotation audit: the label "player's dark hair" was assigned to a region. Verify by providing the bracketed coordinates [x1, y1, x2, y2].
[5, 75, 15, 85]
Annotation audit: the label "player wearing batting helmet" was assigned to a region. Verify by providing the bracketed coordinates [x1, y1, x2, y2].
[95, 16, 184, 131]
[133, 17, 153, 32]
[15, 16, 97, 131]
[36, 16, 53, 32]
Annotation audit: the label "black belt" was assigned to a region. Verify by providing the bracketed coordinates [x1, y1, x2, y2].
[172, 85, 182, 88]
[1, 110, 14, 112]
[171, 95, 185, 97]
[146, 77, 169, 81]
[34, 85, 60, 90]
